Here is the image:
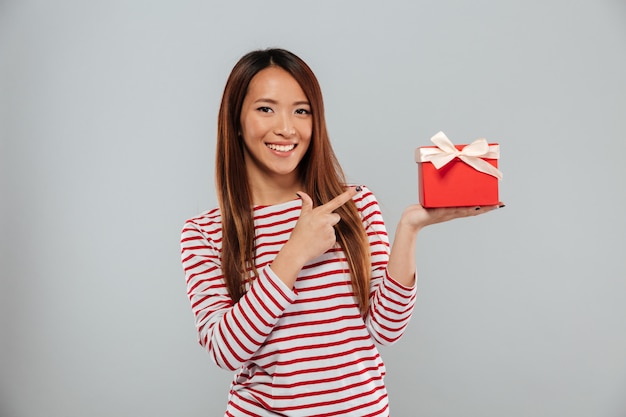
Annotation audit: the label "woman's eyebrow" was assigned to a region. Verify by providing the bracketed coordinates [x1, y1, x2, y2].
[254, 98, 278, 104]
[254, 98, 310, 106]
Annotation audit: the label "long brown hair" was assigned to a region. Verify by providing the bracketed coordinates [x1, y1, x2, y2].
[216, 48, 372, 314]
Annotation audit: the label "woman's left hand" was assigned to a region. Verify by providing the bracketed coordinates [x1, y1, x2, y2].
[398, 203, 504, 233]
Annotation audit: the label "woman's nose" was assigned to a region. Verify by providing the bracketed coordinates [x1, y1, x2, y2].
[274, 113, 296, 137]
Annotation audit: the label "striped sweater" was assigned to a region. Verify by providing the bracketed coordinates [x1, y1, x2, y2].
[180, 187, 417, 416]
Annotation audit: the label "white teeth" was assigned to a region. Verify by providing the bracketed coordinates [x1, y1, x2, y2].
[267, 143, 295, 152]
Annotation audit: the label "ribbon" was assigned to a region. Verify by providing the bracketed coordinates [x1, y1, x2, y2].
[415, 131, 503, 179]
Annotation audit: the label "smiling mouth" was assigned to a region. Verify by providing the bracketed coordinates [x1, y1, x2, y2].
[266, 143, 296, 152]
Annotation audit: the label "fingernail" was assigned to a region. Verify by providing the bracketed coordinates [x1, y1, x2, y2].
[355, 186, 362, 192]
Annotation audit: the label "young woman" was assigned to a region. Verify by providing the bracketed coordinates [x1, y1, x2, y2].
[181, 48, 500, 416]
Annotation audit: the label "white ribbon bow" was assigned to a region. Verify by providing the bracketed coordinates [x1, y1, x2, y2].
[415, 131, 503, 179]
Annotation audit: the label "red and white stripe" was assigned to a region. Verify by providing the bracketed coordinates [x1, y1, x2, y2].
[181, 187, 417, 416]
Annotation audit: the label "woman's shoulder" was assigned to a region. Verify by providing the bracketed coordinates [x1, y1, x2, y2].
[352, 185, 380, 208]
[182, 206, 222, 236]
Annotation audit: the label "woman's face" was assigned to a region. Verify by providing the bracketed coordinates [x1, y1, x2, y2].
[239, 66, 312, 185]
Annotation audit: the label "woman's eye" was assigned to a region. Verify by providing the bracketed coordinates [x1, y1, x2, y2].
[257, 106, 273, 113]
[295, 108, 311, 115]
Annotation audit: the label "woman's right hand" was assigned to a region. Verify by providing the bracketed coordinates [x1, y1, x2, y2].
[269, 188, 358, 288]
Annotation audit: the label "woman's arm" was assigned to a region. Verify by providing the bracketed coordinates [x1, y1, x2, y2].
[387, 204, 502, 286]
[356, 188, 418, 345]
[181, 221, 297, 371]
[361, 188, 502, 345]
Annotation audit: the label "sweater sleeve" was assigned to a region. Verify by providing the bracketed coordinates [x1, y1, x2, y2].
[180, 220, 297, 370]
[357, 187, 418, 345]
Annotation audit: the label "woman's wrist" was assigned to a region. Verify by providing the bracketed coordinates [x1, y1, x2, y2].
[270, 243, 307, 289]
[397, 212, 424, 236]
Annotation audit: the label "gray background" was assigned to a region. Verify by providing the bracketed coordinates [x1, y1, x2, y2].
[1, 1, 625, 416]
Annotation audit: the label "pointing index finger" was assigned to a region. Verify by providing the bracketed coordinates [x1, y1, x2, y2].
[320, 187, 359, 213]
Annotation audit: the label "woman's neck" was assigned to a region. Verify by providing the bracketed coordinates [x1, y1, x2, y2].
[248, 174, 304, 206]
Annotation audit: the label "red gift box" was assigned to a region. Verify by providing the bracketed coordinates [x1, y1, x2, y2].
[415, 132, 502, 208]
